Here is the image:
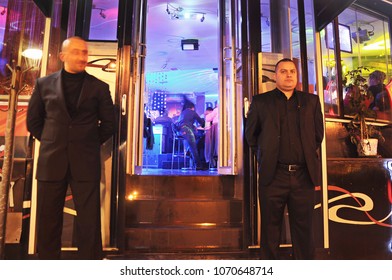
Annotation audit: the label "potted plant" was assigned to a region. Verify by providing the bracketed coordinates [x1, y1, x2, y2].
[343, 66, 385, 156]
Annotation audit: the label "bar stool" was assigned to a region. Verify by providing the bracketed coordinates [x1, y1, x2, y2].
[171, 123, 188, 169]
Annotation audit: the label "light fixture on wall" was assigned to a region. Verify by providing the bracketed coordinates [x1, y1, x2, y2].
[22, 48, 43, 70]
[87, 58, 116, 72]
[181, 39, 199, 51]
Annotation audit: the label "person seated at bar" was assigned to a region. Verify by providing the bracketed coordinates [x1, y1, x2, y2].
[175, 102, 208, 170]
[154, 109, 173, 153]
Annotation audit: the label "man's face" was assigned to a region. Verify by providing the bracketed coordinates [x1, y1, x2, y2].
[274, 61, 297, 92]
[60, 38, 88, 73]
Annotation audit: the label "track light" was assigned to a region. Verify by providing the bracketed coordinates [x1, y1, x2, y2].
[166, 3, 205, 22]
[99, 9, 106, 19]
[92, 7, 106, 19]
[0, 7, 6, 16]
[166, 3, 170, 15]
[166, 3, 183, 20]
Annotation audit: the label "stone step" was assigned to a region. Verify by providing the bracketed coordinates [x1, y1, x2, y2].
[125, 227, 243, 252]
[126, 199, 242, 226]
[106, 251, 257, 260]
[124, 175, 242, 253]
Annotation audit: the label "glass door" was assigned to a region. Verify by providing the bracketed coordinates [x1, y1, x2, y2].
[218, 0, 243, 175]
[125, 0, 243, 176]
[125, 0, 147, 175]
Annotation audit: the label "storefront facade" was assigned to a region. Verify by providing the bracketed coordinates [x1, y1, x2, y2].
[0, 0, 391, 259]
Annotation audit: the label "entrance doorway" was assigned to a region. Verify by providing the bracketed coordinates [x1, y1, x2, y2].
[125, 0, 241, 177]
[141, 0, 219, 175]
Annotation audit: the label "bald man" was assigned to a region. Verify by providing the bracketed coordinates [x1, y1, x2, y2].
[27, 37, 115, 259]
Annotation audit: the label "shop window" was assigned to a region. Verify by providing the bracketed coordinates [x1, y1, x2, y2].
[88, 0, 119, 41]
[320, 24, 340, 116]
[260, 0, 271, 53]
[321, 6, 391, 122]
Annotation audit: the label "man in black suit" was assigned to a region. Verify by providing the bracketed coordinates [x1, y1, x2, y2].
[245, 58, 324, 259]
[26, 37, 115, 259]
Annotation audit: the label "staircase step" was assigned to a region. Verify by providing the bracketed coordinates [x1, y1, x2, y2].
[126, 175, 235, 199]
[124, 175, 242, 253]
[126, 199, 242, 226]
[125, 227, 243, 252]
[106, 251, 256, 260]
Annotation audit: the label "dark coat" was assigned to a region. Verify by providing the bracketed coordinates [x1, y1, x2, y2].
[245, 88, 324, 186]
[26, 70, 115, 181]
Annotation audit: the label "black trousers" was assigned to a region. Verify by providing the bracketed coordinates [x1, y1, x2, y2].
[259, 166, 315, 260]
[37, 172, 102, 260]
[179, 125, 203, 167]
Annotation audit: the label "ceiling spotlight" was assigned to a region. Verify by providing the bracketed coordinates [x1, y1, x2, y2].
[166, 3, 185, 20]
[200, 14, 205, 22]
[93, 7, 106, 19]
[99, 9, 106, 19]
[0, 7, 6, 16]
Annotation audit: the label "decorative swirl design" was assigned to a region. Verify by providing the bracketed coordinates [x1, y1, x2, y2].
[315, 182, 392, 227]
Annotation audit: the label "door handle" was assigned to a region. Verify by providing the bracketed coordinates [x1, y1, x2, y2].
[244, 97, 249, 118]
[121, 94, 127, 116]
[139, 43, 147, 58]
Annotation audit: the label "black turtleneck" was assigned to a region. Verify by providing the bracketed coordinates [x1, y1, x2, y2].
[62, 69, 86, 118]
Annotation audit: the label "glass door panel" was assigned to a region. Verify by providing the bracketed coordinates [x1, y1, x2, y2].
[126, 0, 147, 175]
[218, 0, 242, 175]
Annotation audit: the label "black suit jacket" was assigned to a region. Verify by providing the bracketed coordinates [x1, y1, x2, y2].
[26, 70, 115, 181]
[245, 88, 324, 186]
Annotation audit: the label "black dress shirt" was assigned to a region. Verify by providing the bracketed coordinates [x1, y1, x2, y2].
[276, 90, 305, 165]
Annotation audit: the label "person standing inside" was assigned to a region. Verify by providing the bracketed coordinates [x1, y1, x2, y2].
[26, 36, 115, 259]
[368, 70, 390, 112]
[245, 58, 324, 259]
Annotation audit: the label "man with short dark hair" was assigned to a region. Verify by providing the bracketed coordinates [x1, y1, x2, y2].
[27, 36, 115, 259]
[245, 58, 324, 259]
